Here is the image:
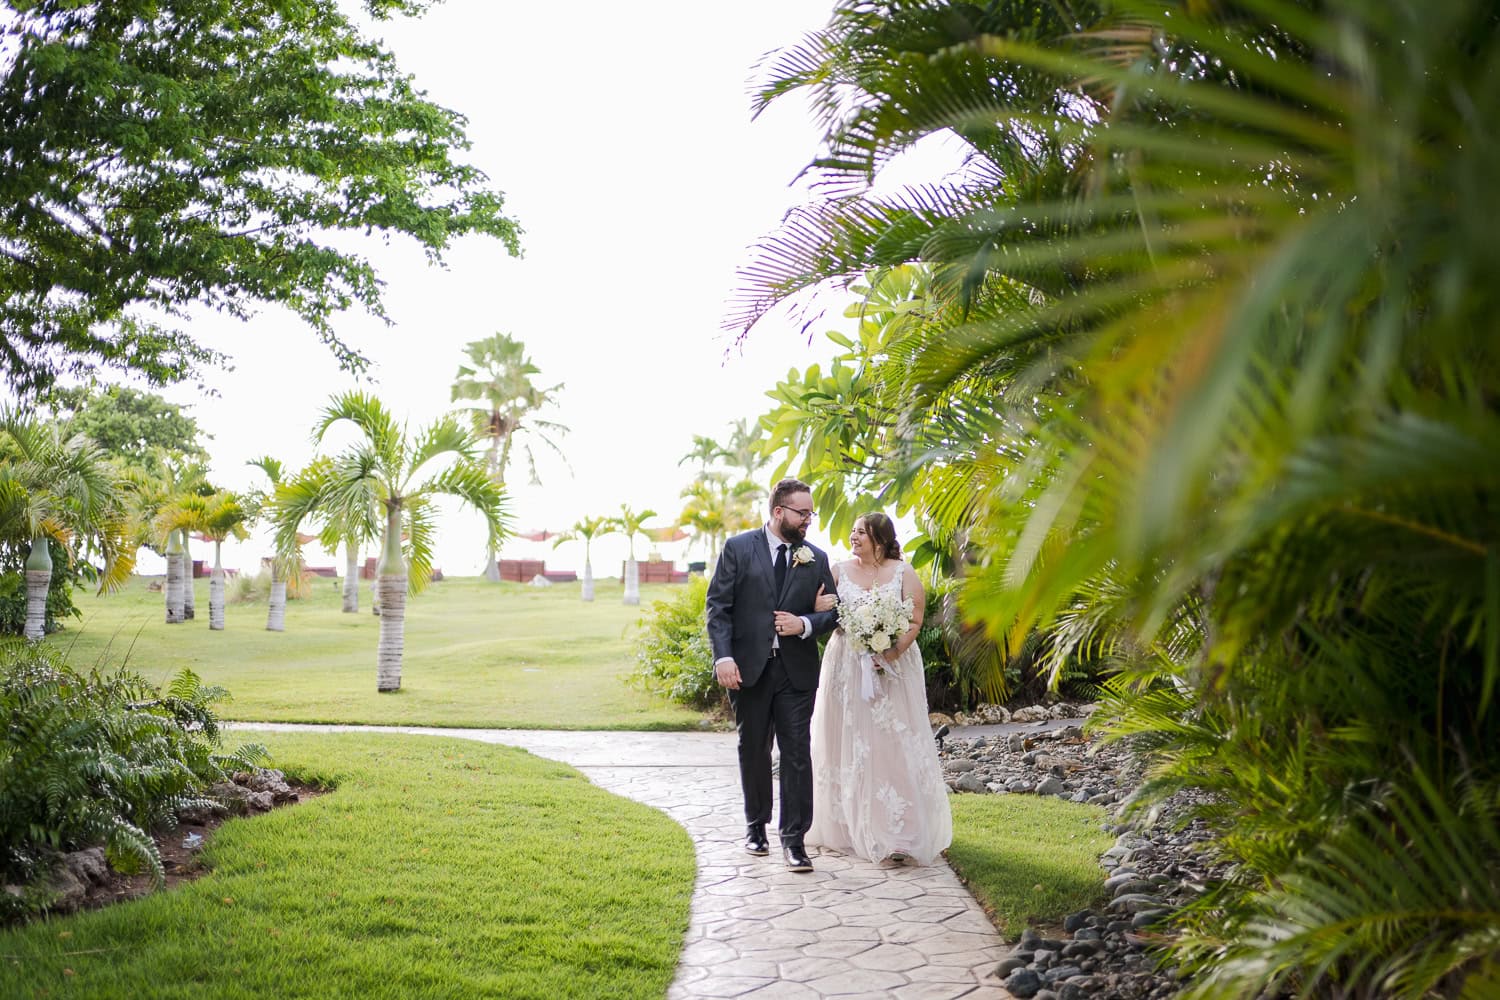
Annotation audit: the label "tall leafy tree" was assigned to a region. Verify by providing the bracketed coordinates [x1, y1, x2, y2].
[450, 332, 567, 581]
[43, 387, 209, 472]
[746, 1, 1500, 993]
[0, 0, 522, 396]
[313, 391, 509, 691]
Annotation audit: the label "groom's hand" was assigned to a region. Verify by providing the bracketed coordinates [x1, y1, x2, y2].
[774, 611, 804, 637]
[715, 659, 742, 690]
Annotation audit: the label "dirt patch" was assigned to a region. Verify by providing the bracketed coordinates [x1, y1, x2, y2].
[76, 780, 325, 913]
[4, 778, 326, 925]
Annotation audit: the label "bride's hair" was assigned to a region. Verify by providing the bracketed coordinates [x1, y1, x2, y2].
[858, 512, 901, 561]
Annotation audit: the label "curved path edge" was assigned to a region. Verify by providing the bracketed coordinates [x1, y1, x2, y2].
[230, 722, 1016, 999]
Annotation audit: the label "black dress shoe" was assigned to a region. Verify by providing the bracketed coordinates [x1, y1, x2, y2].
[744, 825, 769, 856]
[783, 844, 813, 872]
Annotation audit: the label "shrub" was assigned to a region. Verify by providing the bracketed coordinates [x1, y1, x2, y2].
[0, 647, 267, 913]
[230, 567, 318, 604]
[631, 576, 721, 709]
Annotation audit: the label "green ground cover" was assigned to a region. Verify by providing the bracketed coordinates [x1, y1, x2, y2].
[37, 577, 705, 730]
[0, 732, 695, 1000]
[946, 794, 1114, 937]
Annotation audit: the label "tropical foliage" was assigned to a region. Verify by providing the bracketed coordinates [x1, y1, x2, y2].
[744, 0, 1500, 994]
[0, 411, 133, 636]
[609, 504, 657, 607]
[676, 421, 768, 576]
[313, 391, 510, 691]
[450, 332, 567, 581]
[631, 576, 719, 709]
[0, 647, 266, 916]
[450, 332, 568, 489]
[553, 515, 610, 602]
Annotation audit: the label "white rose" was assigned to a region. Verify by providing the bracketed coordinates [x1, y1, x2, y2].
[869, 632, 891, 652]
[792, 545, 814, 566]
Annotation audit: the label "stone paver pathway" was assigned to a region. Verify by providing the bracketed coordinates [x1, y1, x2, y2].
[234, 723, 1013, 999]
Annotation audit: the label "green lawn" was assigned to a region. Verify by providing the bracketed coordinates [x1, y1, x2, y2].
[35, 576, 706, 730]
[946, 793, 1114, 937]
[0, 732, 696, 1000]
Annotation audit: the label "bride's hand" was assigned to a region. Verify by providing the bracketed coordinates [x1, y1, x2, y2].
[813, 583, 837, 613]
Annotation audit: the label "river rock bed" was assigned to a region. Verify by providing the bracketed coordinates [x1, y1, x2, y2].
[939, 716, 1228, 999]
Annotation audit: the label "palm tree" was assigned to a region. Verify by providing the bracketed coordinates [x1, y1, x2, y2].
[200, 493, 249, 630]
[720, 419, 769, 486]
[450, 332, 567, 580]
[272, 455, 381, 614]
[156, 492, 248, 631]
[608, 504, 657, 606]
[678, 472, 758, 578]
[551, 515, 609, 602]
[678, 434, 723, 472]
[314, 391, 509, 691]
[0, 412, 132, 639]
[243, 456, 302, 632]
[120, 449, 211, 624]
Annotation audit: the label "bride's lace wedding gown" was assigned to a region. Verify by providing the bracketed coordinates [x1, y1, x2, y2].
[807, 573, 953, 864]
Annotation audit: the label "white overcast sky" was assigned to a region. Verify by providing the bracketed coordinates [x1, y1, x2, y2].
[131, 0, 874, 577]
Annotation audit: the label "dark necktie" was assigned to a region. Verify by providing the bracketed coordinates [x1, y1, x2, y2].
[774, 543, 788, 597]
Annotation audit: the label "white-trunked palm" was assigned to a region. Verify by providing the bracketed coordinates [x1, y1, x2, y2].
[311, 391, 509, 692]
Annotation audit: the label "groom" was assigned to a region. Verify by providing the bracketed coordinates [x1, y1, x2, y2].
[707, 478, 838, 872]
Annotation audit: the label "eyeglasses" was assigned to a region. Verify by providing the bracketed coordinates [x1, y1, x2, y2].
[780, 506, 814, 520]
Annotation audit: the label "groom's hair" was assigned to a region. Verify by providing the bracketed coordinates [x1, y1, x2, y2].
[769, 477, 812, 511]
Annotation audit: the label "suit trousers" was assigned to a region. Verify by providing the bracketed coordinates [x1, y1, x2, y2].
[728, 653, 816, 844]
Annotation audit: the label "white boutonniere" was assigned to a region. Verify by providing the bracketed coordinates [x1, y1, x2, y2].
[791, 545, 814, 566]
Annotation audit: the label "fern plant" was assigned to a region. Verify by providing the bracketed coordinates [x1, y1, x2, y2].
[0, 647, 267, 906]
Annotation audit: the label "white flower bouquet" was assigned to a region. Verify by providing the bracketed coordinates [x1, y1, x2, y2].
[838, 586, 914, 697]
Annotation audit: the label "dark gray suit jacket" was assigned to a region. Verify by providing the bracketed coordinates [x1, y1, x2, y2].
[706, 528, 839, 691]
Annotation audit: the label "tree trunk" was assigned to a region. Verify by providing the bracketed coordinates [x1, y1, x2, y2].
[266, 568, 286, 631]
[376, 504, 406, 691]
[482, 543, 501, 583]
[165, 530, 185, 623]
[376, 574, 407, 691]
[581, 554, 594, 602]
[24, 534, 51, 641]
[209, 541, 225, 630]
[182, 534, 195, 620]
[372, 542, 386, 615]
[342, 541, 359, 613]
[623, 552, 640, 605]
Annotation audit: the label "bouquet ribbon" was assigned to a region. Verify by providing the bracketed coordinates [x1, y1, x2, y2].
[860, 652, 880, 702]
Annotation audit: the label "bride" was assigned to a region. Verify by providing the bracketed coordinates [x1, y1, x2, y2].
[806, 512, 952, 865]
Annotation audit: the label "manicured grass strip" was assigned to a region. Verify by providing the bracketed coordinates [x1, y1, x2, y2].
[35, 577, 705, 731]
[0, 732, 696, 1000]
[946, 793, 1113, 938]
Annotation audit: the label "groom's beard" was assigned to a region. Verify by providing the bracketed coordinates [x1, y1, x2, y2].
[779, 522, 806, 545]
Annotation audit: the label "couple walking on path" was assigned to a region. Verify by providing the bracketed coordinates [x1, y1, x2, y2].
[706, 477, 952, 873]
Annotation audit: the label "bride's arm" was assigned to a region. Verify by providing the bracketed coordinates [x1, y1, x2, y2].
[886, 563, 925, 661]
[813, 561, 841, 614]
